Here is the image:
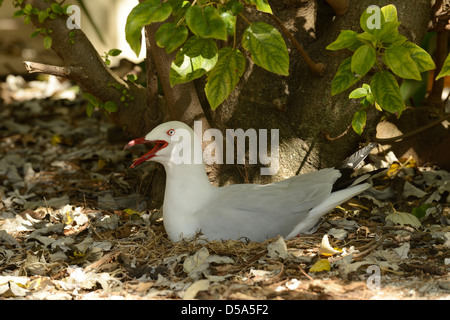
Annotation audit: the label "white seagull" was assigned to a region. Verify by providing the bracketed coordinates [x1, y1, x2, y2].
[124, 121, 375, 242]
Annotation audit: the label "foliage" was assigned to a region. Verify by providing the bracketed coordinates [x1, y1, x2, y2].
[125, 0, 289, 110]
[101, 48, 122, 66]
[12, 0, 71, 49]
[436, 52, 450, 80]
[327, 4, 435, 135]
[84, 93, 118, 116]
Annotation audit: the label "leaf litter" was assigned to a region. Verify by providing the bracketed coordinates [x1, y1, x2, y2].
[0, 77, 449, 300]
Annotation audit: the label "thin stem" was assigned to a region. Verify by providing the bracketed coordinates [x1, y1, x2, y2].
[373, 113, 450, 143]
[266, 13, 326, 75]
[239, 12, 251, 26]
[177, 0, 197, 26]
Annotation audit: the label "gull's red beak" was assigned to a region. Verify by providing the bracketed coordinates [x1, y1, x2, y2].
[124, 137, 168, 168]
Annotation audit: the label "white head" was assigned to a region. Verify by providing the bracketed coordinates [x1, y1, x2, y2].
[124, 121, 200, 168]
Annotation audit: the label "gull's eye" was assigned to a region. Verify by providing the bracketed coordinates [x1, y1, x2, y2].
[167, 129, 175, 136]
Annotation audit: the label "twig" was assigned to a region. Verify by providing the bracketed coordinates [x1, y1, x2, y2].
[297, 265, 314, 281]
[23, 61, 84, 78]
[266, 13, 326, 75]
[323, 124, 352, 141]
[83, 250, 120, 272]
[352, 232, 395, 260]
[373, 113, 450, 143]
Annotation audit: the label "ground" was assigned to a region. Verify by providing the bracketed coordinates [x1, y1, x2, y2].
[0, 76, 449, 300]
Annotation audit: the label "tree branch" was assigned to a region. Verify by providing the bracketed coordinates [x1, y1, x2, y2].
[20, 0, 156, 137]
[373, 113, 450, 143]
[23, 61, 83, 78]
[267, 13, 326, 75]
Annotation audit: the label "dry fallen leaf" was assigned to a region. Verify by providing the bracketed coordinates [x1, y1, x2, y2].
[183, 279, 210, 300]
[183, 247, 210, 275]
[267, 236, 291, 260]
[309, 259, 331, 273]
[319, 234, 341, 256]
[385, 211, 421, 228]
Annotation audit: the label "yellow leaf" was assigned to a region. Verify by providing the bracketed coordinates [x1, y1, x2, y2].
[309, 259, 331, 273]
[123, 208, 140, 216]
[61, 205, 74, 225]
[123, 208, 142, 220]
[98, 159, 107, 170]
[51, 134, 61, 145]
[69, 250, 86, 260]
[387, 162, 401, 178]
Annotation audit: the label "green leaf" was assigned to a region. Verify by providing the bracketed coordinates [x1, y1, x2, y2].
[168, 0, 191, 20]
[352, 109, 367, 135]
[391, 34, 408, 46]
[411, 203, 432, 220]
[185, 6, 227, 40]
[125, 0, 173, 56]
[436, 52, 450, 80]
[23, 4, 33, 14]
[86, 103, 94, 117]
[83, 93, 100, 108]
[349, 87, 368, 99]
[170, 37, 219, 86]
[326, 30, 360, 51]
[13, 9, 25, 17]
[351, 44, 376, 77]
[30, 29, 41, 38]
[127, 74, 138, 82]
[104, 101, 118, 112]
[242, 22, 289, 76]
[38, 10, 48, 23]
[331, 57, 360, 95]
[360, 5, 384, 34]
[205, 47, 245, 110]
[225, 0, 244, 15]
[220, 10, 237, 37]
[366, 92, 375, 105]
[108, 48, 122, 56]
[401, 41, 436, 73]
[43, 35, 52, 49]
[51, 3, 63, 14]
[384, 45, 421, 80]
[374, 20, 400, 44]
[381, 4, 398, 23]
[156, 22, 189, 54]
[357, 32, 378, 47]
[247, 0, 273, 14]
[370, 71, 405, 114]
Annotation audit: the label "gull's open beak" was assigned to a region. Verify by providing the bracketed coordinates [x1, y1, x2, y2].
[124, 137, 168, 168]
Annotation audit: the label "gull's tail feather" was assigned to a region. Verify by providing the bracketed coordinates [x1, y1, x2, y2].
[332, 142, 378, 192]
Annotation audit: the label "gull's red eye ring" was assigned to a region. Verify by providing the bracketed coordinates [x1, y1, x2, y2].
[167, 129, 175, 136]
